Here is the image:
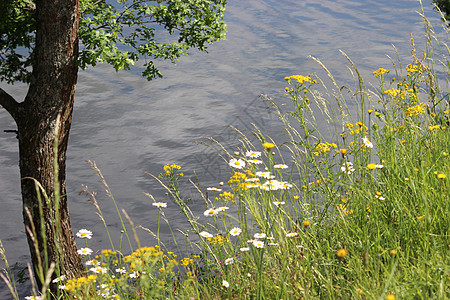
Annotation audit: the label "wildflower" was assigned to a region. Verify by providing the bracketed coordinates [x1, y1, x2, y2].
[405, 103, 425, 116]
[262, 142, 275, 150]
[253, 240, 264, 248]
[115, 268, 126, 274]
[203, 208, 218, 217]
[240, 247, 250, 252]
[90, 266, 107, 274]
[229, 158, 246, 169]
[386, 293, 396, 300]
[245, 151, 261, 158]
[285, 87, 290, 92]
[362, 136, 373, 148]
[25, 297, 41, 300]
[367, 163, 376, 170]
[129, 271, 140, 278]
[339, 148, 348, 157]
[76, 229, 93, 239]
[373, 68, 390, 77]
[336, 248, 348, 258]
[85, 259, 99, 266]
[216, 206, 229, 212]
[390, 249, 397, 256]
[255, 171, 274, 179]
[286, 232, 298, 237]
[199, 231, 213, 238]
[429, 124, 440, 131]
[253, 233, 266, 239]
[207, 187, 222, 192]
[245, 177, 259, 182]
[77, 248, 93, 256]
[274, 164, 288, 169]
[375, 194, 386, 201]
[405, 177, 410, 181]
[341, 161, 355, 174]
[224, 258, 233, 265]
[229, 227, 242, 236]
[273, 201, 285, 206]
[222, 280, 229, 288]
[368, 109, 374, 114]
[437, 173, 446, 179]
[303, 220, 310, 227]
[376, 164, 384, 169]
[152, 202, 167, 208]
[52, 275, 66, 283]
[248, 159, 263, 164]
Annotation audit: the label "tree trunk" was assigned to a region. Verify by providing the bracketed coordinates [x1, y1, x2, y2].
[0, 0, 84, 295]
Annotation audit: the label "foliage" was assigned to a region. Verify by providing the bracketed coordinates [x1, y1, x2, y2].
[0, 0, 227, 83]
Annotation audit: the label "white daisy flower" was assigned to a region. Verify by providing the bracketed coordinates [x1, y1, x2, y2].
[76, 229, 93, 239]
[25, 296, 41, 300]
[341, 161, 355, 174]
[207, 187, 222, 192]
[273, 201, 285, 206]
[152, 202, 167, 208]
[248, 159, 263, 164]
[286, 232, 298, 237]
[229, 227, 242, 236]
[129, 271, 140, 278]
[245, 151, 261, 158]
[362, 136, 373, 148]
[52, 275, 66, 283]
[256, 171, 274, 179]
[216, 206, 229, 212]
[85, 260, 99, 266]
[199, 231, 213, 238]
[115, 267, 127, 274]
[245, 178, 260, 182]
[375, 164, 384, 169]
[246, 183, 260, 189]
[77, 247, 93, 256]
[224, 258, 233, 265]
[240, 247, 250, 252]
[253, 233, 266, 239]
[222, 280, 229, 288]
[252, 240, 264, 248]
[203, 208, 218, 217]
[90, 266, 107, 274]
[274, 164, 288, 169]
[229, 158, 246, 169]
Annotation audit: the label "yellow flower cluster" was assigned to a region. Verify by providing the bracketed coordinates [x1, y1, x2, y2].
[219, 191, 234, 202]
[313, 142, 337, 156]
[406, 63, 423, 74]
[428, 124, 440, 131]
[373, 68, 390, 77]
[180, 257, 194, 266]
[405, 103, 425, 116]
[163, 163, 182, 176]
[228, 172, 248, 193]
[284, 75, 312, 84]
[208, 234, 229, 246]
[64, 274, 97, 292]
[124, 246, 164, 269]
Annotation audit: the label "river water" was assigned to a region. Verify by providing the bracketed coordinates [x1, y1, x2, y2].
[0, 0, 439, 296]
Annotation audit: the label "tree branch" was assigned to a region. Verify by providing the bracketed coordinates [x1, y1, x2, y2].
[0, 87, 20, 119]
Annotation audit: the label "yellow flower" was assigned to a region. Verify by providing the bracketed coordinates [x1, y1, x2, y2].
[336, 248, 348, 258]
[373, 68, 390, 77]
[386, 293, 396, 300]
[367, 163, 377, 170]
[437, 173, 446, 179]
[303, 220, 310, 227]
[390, 249, 397, 256]
[368, 109, 374, 114]
[284, 75, 311, 84]
[284, 87, 289, 92]
[263, 142, 275, 150]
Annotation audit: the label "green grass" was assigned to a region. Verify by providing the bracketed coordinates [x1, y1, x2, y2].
[1, 3, 449, 300]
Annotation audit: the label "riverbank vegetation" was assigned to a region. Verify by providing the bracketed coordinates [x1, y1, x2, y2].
[1, 4, 449, 300]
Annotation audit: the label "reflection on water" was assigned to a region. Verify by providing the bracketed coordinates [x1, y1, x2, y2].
[0, 0, 437, 296]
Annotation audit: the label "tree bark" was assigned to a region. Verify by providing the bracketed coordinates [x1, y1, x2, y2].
[0, 0, 85, 295]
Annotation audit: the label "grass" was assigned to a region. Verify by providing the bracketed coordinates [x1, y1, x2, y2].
[1, 2, 449, 299]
